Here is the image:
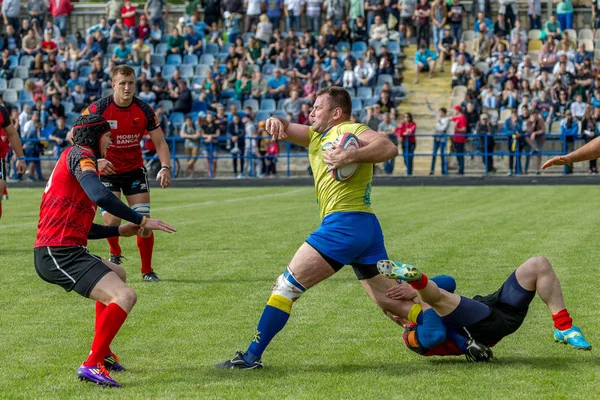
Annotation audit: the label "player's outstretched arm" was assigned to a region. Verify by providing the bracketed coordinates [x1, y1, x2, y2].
[323, 129, 398, 170]
[543, 136, 600, 169]
[78, 172, 176, 233]
[87, 222, 142, 239]
[266, 116, 310, 147]
[148, 127, 172, 188]
[4, 124, 26, 173]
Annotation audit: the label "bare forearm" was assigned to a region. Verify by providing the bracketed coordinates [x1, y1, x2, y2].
[346, 137, 398, 163]
[5, 125, 24, 157]
[273, 116, 310, 147]
[566, 136, 600, 163]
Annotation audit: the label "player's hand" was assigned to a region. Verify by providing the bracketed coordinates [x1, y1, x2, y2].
[118, 222, 143, 237]
[156, 167, 171, 189]
[386, 282, 417, 300]
[144, 218, 177, 233]
[15, 159, 26, 174]
[323, 143, 351, 171]
[266, 117, 287, 140]
[98, 158, 116, 175]
[542, 155, 570, 169]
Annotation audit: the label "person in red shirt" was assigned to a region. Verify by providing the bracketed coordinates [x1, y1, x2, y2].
[395, 113, 417, 176]
[0, 104, 26, 219]
[121, 0, 137, 31]
[41, 32, 58, 56]
[80, 65, 172, 282]
[450, 105, 467, 175]
[34, 114, 175, 387]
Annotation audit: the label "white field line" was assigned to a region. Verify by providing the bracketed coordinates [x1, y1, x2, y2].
[0, 188, 309, 230]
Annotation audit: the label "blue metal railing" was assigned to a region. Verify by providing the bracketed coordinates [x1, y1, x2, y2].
[9, 132, 589, 179]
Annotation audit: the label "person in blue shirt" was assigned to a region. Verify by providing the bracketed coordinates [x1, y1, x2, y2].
[263, 0, 283, 31]
[574, 44, 592, 73]
[112, 40, 132, 65]
[184, 24, 203, 56]
[66, 70, 82, 94]
[87, 17, 111, 39]
[560, 110, 580, 173]
[326, 58, 343, 86]
[266, 68, 288, 100]
[503, 108, 524, 175]
[190, 14, 208, 38]
[473, 12, 494, 37]
[414, 43, 438, 83]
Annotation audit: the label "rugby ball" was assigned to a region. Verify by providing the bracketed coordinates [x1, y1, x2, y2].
[330, 133, 360, 181]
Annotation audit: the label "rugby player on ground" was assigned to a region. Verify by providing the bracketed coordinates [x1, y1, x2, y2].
[377, 256, 592, 360]
[34, 114, 176, 387]
[217, 87, 411, 369]
[81, 65, 172, 282]
[0, 104, 26, 219]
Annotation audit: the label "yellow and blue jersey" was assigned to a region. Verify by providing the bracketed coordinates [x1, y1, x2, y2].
[308, 121, 373, 220]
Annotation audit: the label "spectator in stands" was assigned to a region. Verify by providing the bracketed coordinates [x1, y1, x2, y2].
[431, 0, 447, 54]
[354, 57, 375, 87]
[256, 14, 274, 44]
[121, 0, 136, 32]
[510, 19, 527, 47]
[473, 12, 493, 37]
[522, 109, 546, 174]
[83, 72, 101, 104]
[447, 0, 465, 43]
[396, 112, 416, 176]
[138, 81, 157, 108]
[2, 25, 21, 56]
[503, 108, 523, 175]
[451, 105, 467, 175]
[251, 71, 268, 100]
[560, 109, 579, 173]
[172, 79, 192, 114]
[365, 0, 385, 29]
[569, 93, 586, 121]
[93, 30, 109, 55]
[180, 115, 201, 177]
[22, 29, 41, 56]
[23, 111, 44, 181]
[414, 0, 432, 47]
[224, 11, 242, 44]
[425, 100, 449, 175]
[88, 17, 111, 39]
[494, 13, 509, 39]
[66, 68, 82, 94]
[574, 44, 592, 72]
[0, 50, 12, 80]
[130, 37, 150, 65]
[582, 108, 599, 173]
[397, 0, 416, 44]
[376, 90, 394, 114]
[324, 0, 345, 26]
[475, 113, 496, 173]
[473, 26, 492, 63]
[351, 15, 369, 43]
[49, 0, 73, 35]
[554, 0, 573, 31]
[227, 113, 245, 177]
[235, 74, 252, 101]
[556, 39, 575, 62]
[134, 16, 151, 41]
[2, 0, 20, 33]
[369, 15, 389, 45]
[377, 112, 398, 174]
[544, 14, 562, 40]
[105, 0, 123, 26]
[320, 18, 338, 47]
[281, 90, 302, 120]
[202, 112, 221, 178]
[203, 0, 221, 27]
[28, 0, 47, 27]
[112, 40, 132, 65]
[438, 29, 455, 72]
[501, 80, 518, 111]
[451, 53, 471, 87]
[342, 59, 358, 89]
[78, 35, 104, 64]
[183, 24, 203, 57]
[69, 83, 87, 112]
[471, 0, 490, 16]
[539, 37, 558, 72]
[145, 0, 168, 33]
[109, 18, 128, 44]
[498, 0, 517, 30]
[529, 0, 542, 29]
[304, 0, 322, 34]
[49, 116, 70, 156]
[167, 28, 185, 55]
[414, 43, 437, 84]
[362, 106, 381, 131]
[46, 72, 68, 100]
[47, 94, 66, 125]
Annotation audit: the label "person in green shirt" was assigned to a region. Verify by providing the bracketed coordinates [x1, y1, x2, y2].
[235, 74, 252, 101]
[544, 13, 562, 41]
[185, 0, 202, 18]
[554, 0, 573, 30]
[245, 37, 266, 65]
[167, 28, 185, 54]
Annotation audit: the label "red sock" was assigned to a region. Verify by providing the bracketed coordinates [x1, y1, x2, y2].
[83, 303, 128, 367]
[552, 308, 573, 331]
[95, 302, 112, 355]
[2, 186, 7, 196]
[0, 202, 2, 220]
[137, 233, 154, 275]
[408, 274, 429, 290]
[107, 236, 121, 257]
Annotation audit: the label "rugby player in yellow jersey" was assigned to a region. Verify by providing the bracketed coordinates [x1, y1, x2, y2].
[217, 87, 410, 369]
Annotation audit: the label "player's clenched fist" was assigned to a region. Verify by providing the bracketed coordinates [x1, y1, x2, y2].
[265, 117, 287, 140]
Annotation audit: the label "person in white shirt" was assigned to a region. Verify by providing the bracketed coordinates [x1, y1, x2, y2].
[570, 94, 587, 121]
[552, 53, 575, 75]
[342, 59, 357, 88]
[369, 15, 389, 45]
[451, 54, 472, 86]
[354, 57, 375, 86]
[426, 99, 450, 175]
[245, 0, 262, 32]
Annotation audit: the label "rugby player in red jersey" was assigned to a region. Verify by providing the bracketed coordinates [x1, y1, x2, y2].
[35, 114, 176, 387]
[0, 104, 26, 219]
[81, 65, 172, 282]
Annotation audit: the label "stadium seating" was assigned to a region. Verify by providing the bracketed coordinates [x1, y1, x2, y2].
[167, 54, 183, 65]
[243, 99, 259, 113]
[3, 89, 17, 103]
[13, 66, 28, 79]
[260, 99, 276, 112]
[200, 54, 215, 65]
[9, 78, 23, 90]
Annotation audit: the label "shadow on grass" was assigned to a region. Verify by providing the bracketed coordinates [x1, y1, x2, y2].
[427, 354, 596, 369]
[158, 278, 277, 285]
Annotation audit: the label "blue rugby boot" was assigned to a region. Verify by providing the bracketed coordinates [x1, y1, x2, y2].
[554, 326, 592, 350]
[377, 260, 422, 282]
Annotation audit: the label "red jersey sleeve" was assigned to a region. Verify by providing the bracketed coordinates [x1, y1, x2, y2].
[134, 97, 160, 132]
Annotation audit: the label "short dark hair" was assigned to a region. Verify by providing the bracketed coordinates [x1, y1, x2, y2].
[315, 86, 352, 117]
[439, 107, 447, 114]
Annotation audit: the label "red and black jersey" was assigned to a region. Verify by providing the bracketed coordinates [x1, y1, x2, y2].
[83, 95, 159, 174]
[35, 147, 99, 248]
[0, 105, 13, 157]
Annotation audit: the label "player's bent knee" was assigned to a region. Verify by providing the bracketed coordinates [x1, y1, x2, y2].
[268, 268, 306, 314]
[116, 287, 137, 310]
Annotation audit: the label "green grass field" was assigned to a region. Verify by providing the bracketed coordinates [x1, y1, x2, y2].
[1, 186, 599, 399]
